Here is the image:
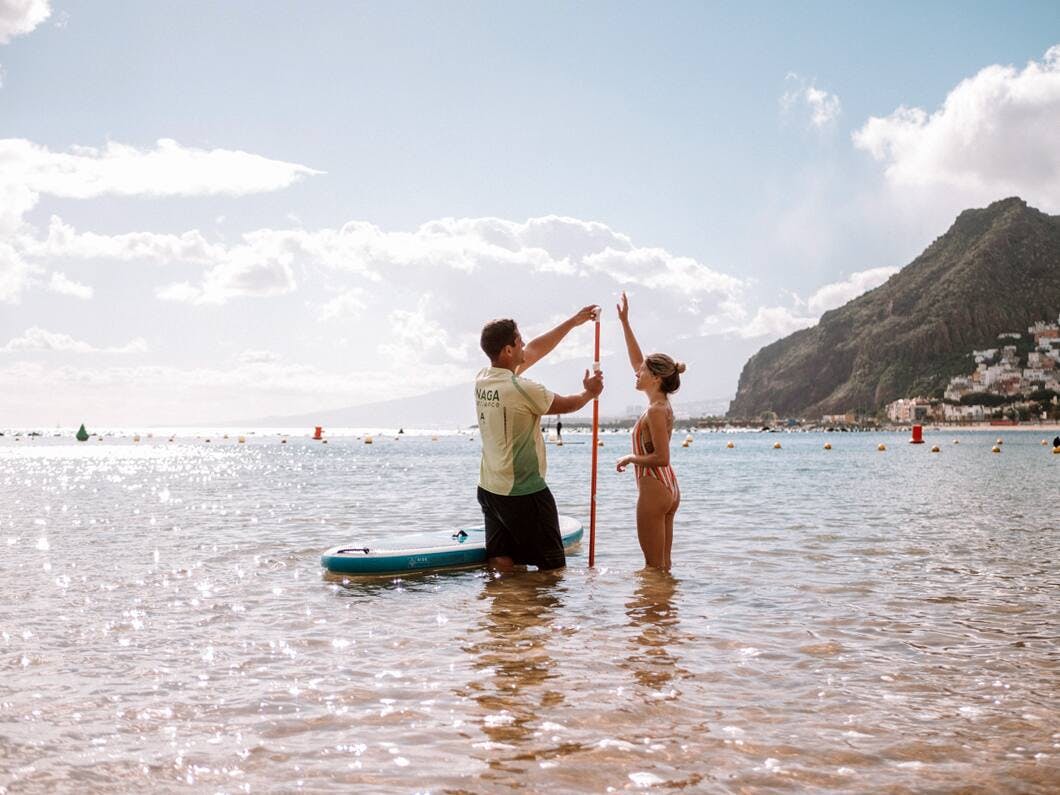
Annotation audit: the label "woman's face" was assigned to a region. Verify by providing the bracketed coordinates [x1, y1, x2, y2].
[635, 362, 660, 392]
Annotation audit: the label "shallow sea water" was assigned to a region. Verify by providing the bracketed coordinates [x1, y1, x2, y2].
[1, 429, 1058, 793]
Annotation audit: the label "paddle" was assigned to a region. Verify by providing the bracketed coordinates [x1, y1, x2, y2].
[589, 308, 601, 566]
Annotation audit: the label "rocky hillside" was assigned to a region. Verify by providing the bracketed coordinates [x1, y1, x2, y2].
[727, 198, 1060, 419]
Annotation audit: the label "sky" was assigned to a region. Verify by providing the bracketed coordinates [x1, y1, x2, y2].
[1, 1, 1059, 426]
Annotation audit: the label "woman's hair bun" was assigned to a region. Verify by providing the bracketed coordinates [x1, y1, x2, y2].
[675, 361, 687, 374]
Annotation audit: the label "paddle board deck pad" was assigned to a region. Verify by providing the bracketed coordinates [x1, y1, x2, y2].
[322, 515, 583, 575]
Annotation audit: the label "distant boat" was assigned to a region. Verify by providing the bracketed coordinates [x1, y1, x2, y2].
[76, 423, 89, 442]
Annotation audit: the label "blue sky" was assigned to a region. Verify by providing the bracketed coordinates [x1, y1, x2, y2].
[2, 2, 1059, 425]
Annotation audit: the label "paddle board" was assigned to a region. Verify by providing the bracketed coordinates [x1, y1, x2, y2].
[321, 515, 583, 575]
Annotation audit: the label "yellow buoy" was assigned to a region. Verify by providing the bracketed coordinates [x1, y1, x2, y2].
[681, 440, 690, 448]
[133, 434, 140, 443]
[877, 443, 886, 451]
[991, 445, 1001, 453]
[365, 436, 373, 445]
[773, 441, 782, 449]
[823, 442, 832, 450]
[726, 440, 735, 449]
[995, 438, 1003, 445]
[684, 434, 694, 444]
[238, 436, 246, 444]
[931, 445, 940, 453]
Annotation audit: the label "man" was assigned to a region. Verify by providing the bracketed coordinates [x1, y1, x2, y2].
[475, 306, 603, 571]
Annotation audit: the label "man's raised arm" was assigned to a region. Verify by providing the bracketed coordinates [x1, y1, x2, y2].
[516, 304, 598, 375]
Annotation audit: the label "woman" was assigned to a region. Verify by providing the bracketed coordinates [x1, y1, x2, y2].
[615, 292, 685, 569]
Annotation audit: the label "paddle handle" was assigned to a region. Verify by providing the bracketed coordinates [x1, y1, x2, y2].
[589, 312, 601, 567]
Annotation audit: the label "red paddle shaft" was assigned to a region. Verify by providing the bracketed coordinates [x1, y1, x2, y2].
[589, 314, 601, 567]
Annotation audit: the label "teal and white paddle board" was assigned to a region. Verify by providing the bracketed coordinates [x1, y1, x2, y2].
[321, 515, 583, 575]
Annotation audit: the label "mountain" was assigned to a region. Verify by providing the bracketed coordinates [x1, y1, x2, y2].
[230, 382, 478, 429]
[728, 197, 1060, 419]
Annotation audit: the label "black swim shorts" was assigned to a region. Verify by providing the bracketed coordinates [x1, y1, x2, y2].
[476, 486, 565, 570]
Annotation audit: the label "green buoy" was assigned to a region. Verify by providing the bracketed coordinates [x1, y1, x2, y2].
[76, 423, 89, 442]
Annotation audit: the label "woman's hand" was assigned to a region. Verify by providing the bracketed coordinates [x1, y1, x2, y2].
[616, 291, 629, 325]
[616, 454, 634, 473]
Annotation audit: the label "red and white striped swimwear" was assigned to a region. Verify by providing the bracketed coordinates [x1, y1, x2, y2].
[632, 411, 679, 500]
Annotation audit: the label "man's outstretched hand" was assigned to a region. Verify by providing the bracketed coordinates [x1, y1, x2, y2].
[572, 305, 600, 326]
[583, 368, 604, 398]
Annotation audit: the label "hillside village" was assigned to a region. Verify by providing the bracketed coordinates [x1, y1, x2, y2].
[885, 314, 1060, 424]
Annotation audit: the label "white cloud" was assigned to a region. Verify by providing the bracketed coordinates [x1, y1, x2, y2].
[47, 271, 93, 299]
[239, 349, 280, 364]
[805, 266, 898, 314]
[0, 138, 322, 236]
[378, 295, 472, 368]
[317, 288, 367, 321]
[0, 0, 50, 45]
[729, 306, 818, 339]
[0, 241, 35, 302]
[853, 45, 1060, 208]
[782, 73, 841, 129]
[129, 214, 746, 306]
[1, 326, 147, 353]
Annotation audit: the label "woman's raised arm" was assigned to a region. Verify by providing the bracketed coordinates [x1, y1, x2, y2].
[616, 291, 644, 372]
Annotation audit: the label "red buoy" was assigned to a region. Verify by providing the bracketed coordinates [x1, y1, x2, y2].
[313, 426, 323, 440]
[910, 424, 924, 444]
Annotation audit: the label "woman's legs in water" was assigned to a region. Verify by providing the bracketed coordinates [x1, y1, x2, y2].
[663, 488, 679, 569]
[636, 477, 673, 569]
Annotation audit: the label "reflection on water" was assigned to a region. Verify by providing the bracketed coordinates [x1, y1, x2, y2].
[461, 572, 568, 778]
[2, 432, 1059, 792]
[624, 570, 686, 696]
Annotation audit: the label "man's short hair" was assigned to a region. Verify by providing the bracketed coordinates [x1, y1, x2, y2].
[480, 318, 518, 360]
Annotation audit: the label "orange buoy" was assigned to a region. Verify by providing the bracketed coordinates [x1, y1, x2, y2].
[877, 443, 886, 451]
[991, 445, 1001, 453]
[931, 445, 940, 453]
[823, 442, 832, 450]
